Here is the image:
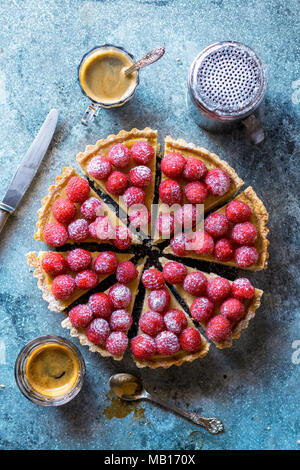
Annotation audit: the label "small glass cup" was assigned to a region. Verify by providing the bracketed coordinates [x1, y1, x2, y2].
[78, 44, 139, 126]
[15, 335, 85, 407]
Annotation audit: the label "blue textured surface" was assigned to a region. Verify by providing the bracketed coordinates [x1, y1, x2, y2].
[0, 0, 299, 450]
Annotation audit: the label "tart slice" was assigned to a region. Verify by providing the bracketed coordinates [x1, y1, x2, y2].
[34, 166, 140, 248]
[159, 257, 263, 349]
[61, 257, 147, 361]
[76, 128, 158, 236]
[26, 250, 134, 312]
[153, 136, 244, 243]
[130, 265, 210, 369]
[164, 186, 269, 271]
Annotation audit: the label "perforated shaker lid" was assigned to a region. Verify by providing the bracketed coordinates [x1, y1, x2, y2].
[188, 41, 267, 120]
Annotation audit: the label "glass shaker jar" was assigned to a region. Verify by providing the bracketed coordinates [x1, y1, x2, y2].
[187, 41, 267, 144]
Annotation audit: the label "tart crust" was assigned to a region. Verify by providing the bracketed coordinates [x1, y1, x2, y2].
[26, 251, 134, 313]
[163, 186, 269, 271]
[132, 265, 210, 369]
[153, 136, 244, 243]
[76, 128, 158, 235]
[159, 257, 263, 349]
[34, 166, 140, 245]
[61, 257, 147, 361]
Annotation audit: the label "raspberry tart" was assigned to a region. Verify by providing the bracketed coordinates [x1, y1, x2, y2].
[61, 258, 146, 360]
[159, 257, 263, 349]
[34, 166, 139, 248]
[153, 136, 244, 243]
[131, 265, 210, 369]
[164, 186, 269, 271]
[26, 250, 134, 312]
[76, 128, 158, 235]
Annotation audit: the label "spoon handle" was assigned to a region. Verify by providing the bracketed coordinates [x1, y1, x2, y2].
[124, 46, 165, 75]
[144, 393, 224, 434]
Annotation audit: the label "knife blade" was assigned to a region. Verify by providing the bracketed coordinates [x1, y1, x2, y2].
[0, 109, 58, 233]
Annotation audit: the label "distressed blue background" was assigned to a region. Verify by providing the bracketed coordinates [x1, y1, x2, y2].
[0, 0, 299, 450]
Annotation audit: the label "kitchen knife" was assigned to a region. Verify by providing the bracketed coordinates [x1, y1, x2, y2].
[0, 109, 58, 234]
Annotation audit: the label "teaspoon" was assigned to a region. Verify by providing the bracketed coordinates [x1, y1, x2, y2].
[124, 46, 165, 76]
[109, 373, 224, 435]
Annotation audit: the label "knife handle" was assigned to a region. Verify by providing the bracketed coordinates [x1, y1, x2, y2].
[0, 208, 10, 234]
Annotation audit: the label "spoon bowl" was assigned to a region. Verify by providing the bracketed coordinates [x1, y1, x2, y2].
[109, 373, 144, 401]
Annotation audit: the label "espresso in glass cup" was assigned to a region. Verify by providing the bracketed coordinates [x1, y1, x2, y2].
[15, 336, 85, 406]
[78, 44, 139, 126]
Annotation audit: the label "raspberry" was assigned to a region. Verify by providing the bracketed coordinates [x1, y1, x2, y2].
[155, 331, 180, 355]
[41, 252, 67, 276]
[226, 200, 252, 223]
[88, 293, 113, 318]
[182, 157, 207, 181]
[231, 222, 257, 246]
[142, 268, 165, 290]
[161, 153, 186, 178]
[147, 289, 170, 313]
[44, 222, 68, 247]
[207, 277, 231, 302]
[179, 328, 202, 352]
[92, 216, 115, 240]
[113, 226, 132, 250]
[214, 238, 234, 262]
[170, 233, 189, 257]
[205, 169, 230, 196]
[159, 179, 183, 206]
[80, 197, 103, 221]
[131, 334, 156, 360]
[87, 155, 112, 179]
[66, 248, 92, 272]
[234, 246, 259, 268]
[174, 204, 199, 229]
[107, 144, 131, 168]
[68, 219, 89, 242]
[220, 298, 245, 323]
[116, 261, 138, 284]
[184, 181, 208, 204]
[69, 304, 93, 328]
[206, 315, 232, 342]
[129, 207, 150, 228]
[232, 278, 255, 299]
[109, 309, 132, 332]
[93, 251, 118, 274]
[164, 309, 187, 334]
[155, 213, 175, 237]
[106, 331, 128, 355]
[183, 271, 207, 296]
[204, 213, 229, 238]
[162, 261, 187, 284]
[139, 311, 165, 336]
[75, 270, 98, 290]
[131, 141, 154, 164]
[51, 274, 75, 300]
[129, 166, 152, 187]
[122, 187, 146, 207]
[190, 297, 215, 323]
[191, 230, 214, 256]
[66, 176, 90, 203]
[109, 283, 132, 309]
[52, 198, 76, 225]
[86, 318, 110, 345]
[88, 221, 98, 238]
[106, 171, 129, 195]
